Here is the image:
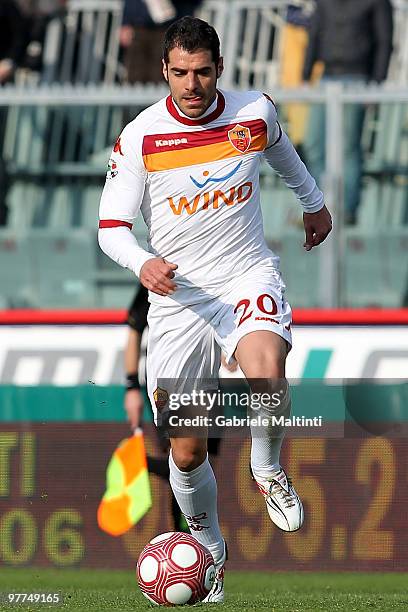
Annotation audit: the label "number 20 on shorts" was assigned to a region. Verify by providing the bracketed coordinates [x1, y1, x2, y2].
[234, 293, 279, 327]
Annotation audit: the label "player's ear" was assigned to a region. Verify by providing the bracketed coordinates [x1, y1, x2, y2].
[162, 59, 169, 82]
[216, 57, 224, 79]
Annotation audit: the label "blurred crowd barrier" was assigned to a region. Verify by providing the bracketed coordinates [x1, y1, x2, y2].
[3, 1, 408, 87]
[0, 85, 407, 310]
[0, 0, 407, 310]
[6, 0, 407, 88]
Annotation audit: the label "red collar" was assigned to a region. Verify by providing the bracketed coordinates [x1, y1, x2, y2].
[166, 91, 225, 126]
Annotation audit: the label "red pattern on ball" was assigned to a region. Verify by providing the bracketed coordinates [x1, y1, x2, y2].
[137, 532, 215, 606]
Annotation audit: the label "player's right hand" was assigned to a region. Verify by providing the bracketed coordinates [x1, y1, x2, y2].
[140, 257, 178, 296]
[303, 204, 332, 251]
[124, 388, 144, 430]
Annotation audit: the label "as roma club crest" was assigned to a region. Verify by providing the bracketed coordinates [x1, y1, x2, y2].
[153, 387, 169, 412]
[228, 124, 251, 153]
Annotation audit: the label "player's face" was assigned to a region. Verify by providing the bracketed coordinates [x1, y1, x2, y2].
[163, 47, 223, 118]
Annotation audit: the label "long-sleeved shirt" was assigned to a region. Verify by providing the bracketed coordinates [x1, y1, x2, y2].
[98, 90, 324, 293]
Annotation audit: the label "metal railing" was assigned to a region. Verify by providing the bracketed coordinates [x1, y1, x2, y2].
[41, 0, 124, 85]
[14, 0, 408, 90]
[1, 0, 408, 309]
[0, 84, 407, 308]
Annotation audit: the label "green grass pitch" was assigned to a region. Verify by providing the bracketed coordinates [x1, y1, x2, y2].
[0, 569, 407, 611]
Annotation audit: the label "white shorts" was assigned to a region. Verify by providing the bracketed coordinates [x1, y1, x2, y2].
[146, 262, 292, 422]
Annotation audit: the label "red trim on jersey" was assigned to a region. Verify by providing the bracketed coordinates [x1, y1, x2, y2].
[142, 119, 266, 155]
[293, 309, 408, 325]
[166, 91, 226, 126]
[0, 310, 128, 325]
[0, 309, 407, 326]
[99, 220, 133, 230]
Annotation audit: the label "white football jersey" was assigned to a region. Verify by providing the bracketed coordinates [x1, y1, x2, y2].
[99, 89, 323, 293]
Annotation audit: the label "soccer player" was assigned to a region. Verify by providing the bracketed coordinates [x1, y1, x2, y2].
[99, 16, 332, 602]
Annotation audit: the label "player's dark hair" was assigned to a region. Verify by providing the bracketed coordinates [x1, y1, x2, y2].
[163, 16, 220, 65]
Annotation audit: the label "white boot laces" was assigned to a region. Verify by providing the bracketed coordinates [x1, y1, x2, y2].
[267, 476, 296, 509]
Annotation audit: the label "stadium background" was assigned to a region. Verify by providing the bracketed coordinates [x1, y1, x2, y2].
[0, 0, 407, 585]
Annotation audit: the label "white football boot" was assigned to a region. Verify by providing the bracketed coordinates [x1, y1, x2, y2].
[251, 465, 304, 532]
[203, 541, 227, 604]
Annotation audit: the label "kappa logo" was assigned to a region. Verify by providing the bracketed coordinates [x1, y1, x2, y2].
[155, 137, 188, 147]
[153, 387, 169, 411]
[113, 136, 124, 156]
[255, 317, 279, 324]
[228, 124, 251, 153]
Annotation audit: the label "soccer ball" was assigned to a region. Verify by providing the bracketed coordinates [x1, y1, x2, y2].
[137, 531, 215, 606]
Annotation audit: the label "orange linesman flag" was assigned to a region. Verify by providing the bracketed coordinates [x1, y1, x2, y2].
[97, 429, 152, 536]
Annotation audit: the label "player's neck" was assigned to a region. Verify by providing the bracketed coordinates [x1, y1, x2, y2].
[172, 93, 218, 121]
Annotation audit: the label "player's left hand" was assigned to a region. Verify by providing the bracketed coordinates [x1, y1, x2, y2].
[303, 205, 332, 251]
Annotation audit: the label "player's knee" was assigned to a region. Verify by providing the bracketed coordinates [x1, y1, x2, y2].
[244, 356, 284, 380]
[171, 445, 207, 472]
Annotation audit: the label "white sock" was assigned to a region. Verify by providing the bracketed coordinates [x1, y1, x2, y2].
[250, 382, 290, 479]
[250, 436, 283, 479]
[169, 451, 224, 565]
